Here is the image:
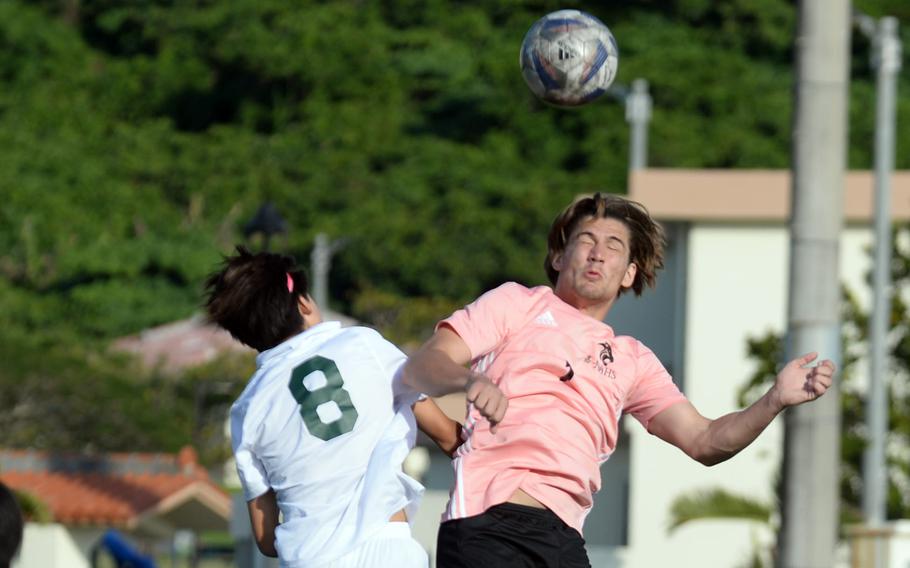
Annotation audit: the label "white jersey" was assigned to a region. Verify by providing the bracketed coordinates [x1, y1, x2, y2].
[231, 321, 425, 568]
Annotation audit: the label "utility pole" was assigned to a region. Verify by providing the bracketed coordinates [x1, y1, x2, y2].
[625, 78, 652, 171]
[310, 233, 347, 309]
[778, 2, 850, 567]
[862, 16, 901, 568]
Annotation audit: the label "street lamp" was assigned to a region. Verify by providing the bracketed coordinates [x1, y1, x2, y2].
[608, 78, 653, 172]
[243, 202, 288, 251]
[854, 11, 902, 532]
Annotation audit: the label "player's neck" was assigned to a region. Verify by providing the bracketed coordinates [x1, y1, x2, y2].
[301, 312, 323, 331]
[577, 301, 612, 322]
[556, 289, 614, 322]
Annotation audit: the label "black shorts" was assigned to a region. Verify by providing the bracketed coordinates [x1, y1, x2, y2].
[436, 503, 591, 568]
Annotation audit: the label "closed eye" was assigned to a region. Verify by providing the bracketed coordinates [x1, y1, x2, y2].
[576, 234, 596, 246]
[607, 238, 625, 251]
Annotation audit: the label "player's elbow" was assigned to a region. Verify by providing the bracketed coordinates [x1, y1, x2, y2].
[400, 358, 427, 393]
[401, 348, 458, 397]
[694, 452, 724, 467]
[689, 445, 737, 467]
[254, 537, 278, 558]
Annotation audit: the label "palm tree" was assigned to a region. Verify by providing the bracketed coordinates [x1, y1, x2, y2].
[668, 488, 774, 568]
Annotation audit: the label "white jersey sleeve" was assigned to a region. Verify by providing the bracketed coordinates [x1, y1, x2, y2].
[231, 401, 270, 500]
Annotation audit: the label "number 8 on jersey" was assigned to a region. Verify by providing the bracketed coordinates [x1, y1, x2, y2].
[288, 356, 359, 441]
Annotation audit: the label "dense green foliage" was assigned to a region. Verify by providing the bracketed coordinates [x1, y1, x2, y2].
[1, 1, 908, 455]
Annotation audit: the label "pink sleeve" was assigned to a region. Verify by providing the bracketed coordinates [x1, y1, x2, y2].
[438, 282, 530, 360]
[624, 341, 687, 430]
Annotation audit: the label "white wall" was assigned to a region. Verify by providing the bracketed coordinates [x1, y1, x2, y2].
[13, 523, 92, 568]
[620, 224, 873, 568]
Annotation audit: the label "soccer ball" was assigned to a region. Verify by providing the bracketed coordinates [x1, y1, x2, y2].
[519, 10, 619, 107]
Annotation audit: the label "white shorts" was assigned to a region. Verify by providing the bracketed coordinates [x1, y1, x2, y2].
[312, 523, 428, 568]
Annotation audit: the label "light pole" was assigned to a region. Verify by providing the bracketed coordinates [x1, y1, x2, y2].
[243, 202, 288, 251]
[855, 12, 902, 557]
[310, 233, 348, 310]
[625, 78, 652, 171]
[608, 78, 653, 172]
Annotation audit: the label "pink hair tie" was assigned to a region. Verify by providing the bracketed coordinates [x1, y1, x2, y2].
[286, 273, 294, 293]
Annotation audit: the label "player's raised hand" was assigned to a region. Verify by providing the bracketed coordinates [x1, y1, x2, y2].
[772, 352, 836, 409]
[465, 373, 508, 433]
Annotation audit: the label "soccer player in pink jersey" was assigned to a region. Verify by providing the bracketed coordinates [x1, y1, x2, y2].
[403, 193, 836, 568]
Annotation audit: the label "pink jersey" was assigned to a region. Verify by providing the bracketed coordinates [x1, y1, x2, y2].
[440, 282, 686, 534]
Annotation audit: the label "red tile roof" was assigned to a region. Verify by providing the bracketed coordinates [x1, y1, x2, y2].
[0, 447, 230, 529]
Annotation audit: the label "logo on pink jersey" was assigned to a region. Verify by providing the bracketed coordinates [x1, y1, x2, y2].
[598, 341, 614, 365]
[584, 340, 617, 379]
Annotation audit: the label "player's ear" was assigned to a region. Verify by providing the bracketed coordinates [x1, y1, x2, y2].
[298, 295, 323, 329]
[297, 294, 315, 315]
[551, 252, 564, 273]
[621, 262, 637, 288]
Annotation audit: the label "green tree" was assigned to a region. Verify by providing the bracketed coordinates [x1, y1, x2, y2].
[1, 0, 908, 452]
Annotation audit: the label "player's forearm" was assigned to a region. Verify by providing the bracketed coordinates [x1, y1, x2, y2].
[421, 416, 464, 457]
[413, 399, 463, 457]
[248, 490, 279, 557]
[401, 348, 476, 397]
[695, 390, 783, 466]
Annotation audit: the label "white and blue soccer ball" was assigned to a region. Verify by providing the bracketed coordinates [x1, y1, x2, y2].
[520, 10, 619, 107]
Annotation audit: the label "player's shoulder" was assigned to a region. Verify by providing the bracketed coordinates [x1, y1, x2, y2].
[334, 325, 388, 346]
[484, 281, 550, 303]
[230, 370, 268, 423]
[323, 325, 402, 356]
[612, 334, 659, 361]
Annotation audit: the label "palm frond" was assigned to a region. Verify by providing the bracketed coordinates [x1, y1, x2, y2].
[668, 487, 772, 534]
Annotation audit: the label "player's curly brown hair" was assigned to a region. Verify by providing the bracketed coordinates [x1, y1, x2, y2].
[204, 246, 310, 351]
[544, 192, 665, 296]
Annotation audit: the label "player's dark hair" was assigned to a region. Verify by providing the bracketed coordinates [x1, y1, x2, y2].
[204, 246, 310, 352]
[545, 192, 665, 296]
[0, 482, 23, 568]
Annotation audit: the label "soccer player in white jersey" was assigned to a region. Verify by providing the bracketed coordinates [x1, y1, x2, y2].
[204, 247, 507, 568]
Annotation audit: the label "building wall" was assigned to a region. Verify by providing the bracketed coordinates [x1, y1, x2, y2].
[12, 523, 92, 568]
[618, 223, 872, 568]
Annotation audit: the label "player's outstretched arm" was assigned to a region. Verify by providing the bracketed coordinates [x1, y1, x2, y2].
[413, 398, 463, 457]
[247, 489, 279, 557]
[649, 353, 835, 466]
[402, 327, 508, 431]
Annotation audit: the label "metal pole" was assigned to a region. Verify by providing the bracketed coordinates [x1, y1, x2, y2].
[625, 78, 651, 171]
[778, 1, 850, 566]
[863, 14, 901, 537]
[311, 233, 330, 308]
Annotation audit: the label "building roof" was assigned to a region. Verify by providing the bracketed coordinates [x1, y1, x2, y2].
[0, 447, 231, 535]
[111, 315, 252, 373]
[112, 311, 360, 374]
[629, 168, 910, 222]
